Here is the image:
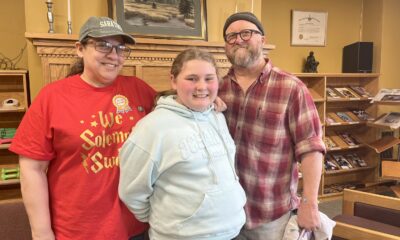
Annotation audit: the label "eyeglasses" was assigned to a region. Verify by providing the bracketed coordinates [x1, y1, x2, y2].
[87, 41, 131, 57]
[224, 29, 262, 44]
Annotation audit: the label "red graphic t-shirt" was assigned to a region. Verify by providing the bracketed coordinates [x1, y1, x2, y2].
[10, 75, 156, 240]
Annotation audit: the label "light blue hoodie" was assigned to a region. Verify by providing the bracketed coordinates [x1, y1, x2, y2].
[119, 95, 246, 240]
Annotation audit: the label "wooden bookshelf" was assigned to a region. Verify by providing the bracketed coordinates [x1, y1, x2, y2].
[294, 73, 380, 200]
[0, 70, 28, 200]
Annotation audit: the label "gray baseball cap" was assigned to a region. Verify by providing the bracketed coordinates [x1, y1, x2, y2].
[79, 16, 136, 44]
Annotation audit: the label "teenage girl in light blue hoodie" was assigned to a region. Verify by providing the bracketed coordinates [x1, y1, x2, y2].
[119, 48, 246, 240]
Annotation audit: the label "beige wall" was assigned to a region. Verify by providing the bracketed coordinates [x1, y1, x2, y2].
[207, 0, 262, 42]
[362, 0, 383, 74]
[0, 0, 27, 69]
[379, 0, 400, 90]
[262, 0, 364, 73]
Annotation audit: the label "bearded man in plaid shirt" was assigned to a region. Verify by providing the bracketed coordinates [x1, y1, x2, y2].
[219, 12, 326, 240]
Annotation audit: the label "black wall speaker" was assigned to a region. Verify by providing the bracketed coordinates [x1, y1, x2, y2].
[342, 41, 373, 73]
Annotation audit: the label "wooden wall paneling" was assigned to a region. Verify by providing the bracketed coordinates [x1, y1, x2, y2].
[120, 66, 137, 78]
[25, 33, 274, 91]
[142, 66, 171, 91]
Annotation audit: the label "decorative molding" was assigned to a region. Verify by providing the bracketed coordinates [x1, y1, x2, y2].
[26, 32, 274, 91]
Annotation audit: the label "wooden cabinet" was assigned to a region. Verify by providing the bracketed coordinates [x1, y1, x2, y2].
[295, 73, 381, 200]
[0, 70, 29, 200]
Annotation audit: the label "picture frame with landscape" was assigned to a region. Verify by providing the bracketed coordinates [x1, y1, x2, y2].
[108, 0, 207, 40]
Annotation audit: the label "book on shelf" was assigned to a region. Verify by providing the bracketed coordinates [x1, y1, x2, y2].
[332, 154, 354, 169]
[325, 155, 340, 171]
[326, 87, 342, 99]
[336, 112, 356, 123]
[372, 112, 400, 130]
[325, 115, 337, 125]
[326, 131, 349, 148]
[0, 128, 16, 139]
[324, 182, 363, 194]
[344, 153, 367, 167]
[372, 88, 400, 102]
[337, 132, 360, 146]
[0, 138, 12, 144]
[381, 94, 400, 101]
[326, 112, 343, 124]
[324, 136, 339, 149]
[350, 109, 374, 121]
[324, 186, 341, 194]
[349, 86, 373, 98]
[334, 87, 360, 98]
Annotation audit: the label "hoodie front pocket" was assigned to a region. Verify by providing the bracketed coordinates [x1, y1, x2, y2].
[177, 181, 246, 237]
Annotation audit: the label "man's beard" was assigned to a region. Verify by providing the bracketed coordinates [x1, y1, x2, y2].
[226, 44, 263, 68]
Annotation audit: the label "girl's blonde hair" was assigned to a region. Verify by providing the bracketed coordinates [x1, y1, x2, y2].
[156, 48, 219, 103]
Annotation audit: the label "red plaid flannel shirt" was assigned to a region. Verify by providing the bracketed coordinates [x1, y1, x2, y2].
[219, 59, 326, 228]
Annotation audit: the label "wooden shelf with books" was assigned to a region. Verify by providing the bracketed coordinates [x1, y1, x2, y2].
[0, 164, 20, 187]
[294, 73, 381, 200]
[325, 166, 375, 175]
[366, 91, 400, 183]
[0, 70, 29, 200]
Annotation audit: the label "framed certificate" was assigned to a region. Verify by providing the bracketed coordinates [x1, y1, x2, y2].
[291, 10, 328, 46]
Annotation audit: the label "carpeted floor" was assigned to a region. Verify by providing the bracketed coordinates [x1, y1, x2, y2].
[319, 199, 342, 219]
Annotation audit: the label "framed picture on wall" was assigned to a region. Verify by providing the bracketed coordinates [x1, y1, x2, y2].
[291, 10, 328, 46]
[108, 0, 207, 40]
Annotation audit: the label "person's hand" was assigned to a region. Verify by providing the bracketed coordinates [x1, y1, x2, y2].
[296, 198, 320, 231]
[213, 96, 227, 112]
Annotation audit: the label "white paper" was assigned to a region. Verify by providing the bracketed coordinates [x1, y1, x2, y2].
[291, 10, 327, 46]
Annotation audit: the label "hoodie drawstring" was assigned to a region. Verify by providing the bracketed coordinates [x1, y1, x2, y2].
[193, 111, 239, 185]
[193, 113, 218, 184]
[211, 112, 239, 181]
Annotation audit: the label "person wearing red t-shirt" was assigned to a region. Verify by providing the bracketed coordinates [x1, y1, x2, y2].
[9, 16, 156, 240]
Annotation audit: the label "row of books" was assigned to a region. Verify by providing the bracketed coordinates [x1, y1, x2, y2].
[323, 182, 362, 194]
[0, 128, 16, 139]
[326, 110, 374, 125]
[324, 153, 368, 171]
[0, 128, 16, 145]
[326, 110, 400, 130]
[324, 132, 361, 150]
[326, 86, 372, 99]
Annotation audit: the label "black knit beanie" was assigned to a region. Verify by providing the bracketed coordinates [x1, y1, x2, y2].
[223, 12, 265, 38]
